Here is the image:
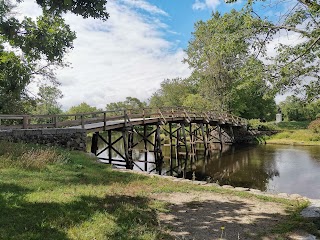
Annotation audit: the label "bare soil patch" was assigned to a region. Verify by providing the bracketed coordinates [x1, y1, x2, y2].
[153, 192, 288, 240]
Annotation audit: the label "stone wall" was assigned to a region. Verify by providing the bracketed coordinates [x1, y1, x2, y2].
[0, 128, 87, 151]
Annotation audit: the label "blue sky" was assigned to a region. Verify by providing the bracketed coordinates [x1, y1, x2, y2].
[18, 0, 293, 109]
[134, 0, 245, 49]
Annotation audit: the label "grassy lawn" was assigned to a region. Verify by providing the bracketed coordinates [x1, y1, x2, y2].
[0, 141, 319, 239]
[274, 121, 311, 130]
[266, 129, 320, 145]
[249, 120, 320, 145]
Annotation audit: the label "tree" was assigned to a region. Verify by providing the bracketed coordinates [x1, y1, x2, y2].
[225, 0, 320, 97]
[106, 97, 147, 111]
[0, 0, 109, 114]
[184, 10, 276, 119]
[33, 85, 63, 115]
[279, 96, 307, 121]
[305, 99, 320, 120]
[67, 102, 100, 114]
[149, 78, 196, 108]
[182, 94, 211, 110]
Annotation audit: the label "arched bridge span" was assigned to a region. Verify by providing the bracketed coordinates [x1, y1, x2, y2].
[0, 108, 248, 175]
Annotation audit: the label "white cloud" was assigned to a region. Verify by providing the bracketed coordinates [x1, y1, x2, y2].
[192, 0, 207, 10]
[205, 0, 221, 10]
[16, 0, 191, 110]
[120, 0, 169, 16]
[192, 0, 221, 11]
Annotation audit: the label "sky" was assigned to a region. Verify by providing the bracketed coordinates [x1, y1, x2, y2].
[17, 0, 297, 110]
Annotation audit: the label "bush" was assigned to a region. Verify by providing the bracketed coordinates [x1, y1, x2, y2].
[308, 118, 320, 133]
[316, 113, 320, 119]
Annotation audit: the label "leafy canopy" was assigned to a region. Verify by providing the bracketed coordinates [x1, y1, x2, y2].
[226, 0, 320, 98]
[0, 0, 109, 114]
[182, 9, 276, 119]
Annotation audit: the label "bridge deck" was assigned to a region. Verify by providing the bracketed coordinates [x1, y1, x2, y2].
[71, 117, 234, 133]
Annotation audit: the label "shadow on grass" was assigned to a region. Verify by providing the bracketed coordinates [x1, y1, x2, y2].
[103, 195, 172, 239]
[48, 152, 150, 187]
[0, 182, 170, 240]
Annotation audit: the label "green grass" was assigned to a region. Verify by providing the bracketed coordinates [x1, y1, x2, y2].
[266, 129, 320, 145]
[248, 120, 320, 145]
[275, 121, 311, 130]
[249, 120, 311, 131]
[0, 141, 319, 239]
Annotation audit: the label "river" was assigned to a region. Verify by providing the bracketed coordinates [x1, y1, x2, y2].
[88, 135, 320, 199]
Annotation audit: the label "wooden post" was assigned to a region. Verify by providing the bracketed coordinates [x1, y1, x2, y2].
[108, 130, 112, 164]
[124, 110, 127, 128]
[189, 123, 195, 156]
[23, 115, 29, 129]
[91, 132, 99, 155]
[154, 124, 163, 175]
[122, 130, 131, 169]
[229, 125, 235, 144]
[181, 122, 188, 179]
[218, 125, 223, 151]
[200, 123, 207, 151]
[128, 129, 134, 169]
[143, 108, 145, 123]
[169, 122, 173, 176]
[81, 115, 84, 129]
[143, 124, 148, 172]
[104, 112, 107, 131]
[53, 116, 58, 128]
[175, 124, 180, 169]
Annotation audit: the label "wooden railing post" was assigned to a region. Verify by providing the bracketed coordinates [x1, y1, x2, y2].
[124, 110, 127, 127]
[53, 116, 58, 128]
[23, 115, 29, 129]
[81, 115, 84, 129]
[103, 112, 107, 131]
[143, 108, 145, 123]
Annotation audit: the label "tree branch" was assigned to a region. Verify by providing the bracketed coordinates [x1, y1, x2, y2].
[286, 34, 320, 64]
[263, 24, 311, 37]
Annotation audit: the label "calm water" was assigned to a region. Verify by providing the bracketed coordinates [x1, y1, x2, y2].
[189, 145, 320, 199]
[88, 135, 320, 199]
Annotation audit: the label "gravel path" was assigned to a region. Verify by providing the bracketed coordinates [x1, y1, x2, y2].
[154, 192, 288, 240]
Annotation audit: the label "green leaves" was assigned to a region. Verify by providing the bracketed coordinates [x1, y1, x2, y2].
[0, 0, 109, 114]
[35, 0, 109, 21]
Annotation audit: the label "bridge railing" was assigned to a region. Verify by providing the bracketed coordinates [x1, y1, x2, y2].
[0, 107, 247, 130]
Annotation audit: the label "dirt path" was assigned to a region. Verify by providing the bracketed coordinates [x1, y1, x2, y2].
[153, 192, 288, 240]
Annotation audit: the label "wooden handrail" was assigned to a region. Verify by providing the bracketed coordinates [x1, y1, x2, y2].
[0, 107, 247, 130]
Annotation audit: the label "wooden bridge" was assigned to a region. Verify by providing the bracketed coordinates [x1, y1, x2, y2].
[0, 108, 248, 176]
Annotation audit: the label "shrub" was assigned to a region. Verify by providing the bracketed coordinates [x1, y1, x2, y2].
[308, 118, 320, 133]
[316, 113, 320, 119]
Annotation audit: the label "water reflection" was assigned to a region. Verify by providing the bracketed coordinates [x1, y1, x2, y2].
[179, 145, 320, 199]
[88, 134, 320, 199]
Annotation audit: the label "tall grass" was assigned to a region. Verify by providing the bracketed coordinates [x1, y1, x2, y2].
[0, 141, 70, 169]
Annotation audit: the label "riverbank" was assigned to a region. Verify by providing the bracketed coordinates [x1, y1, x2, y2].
[265, 130, 320, 146]
[250, 120, 320, 146]
[0, 141, 319, 239]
